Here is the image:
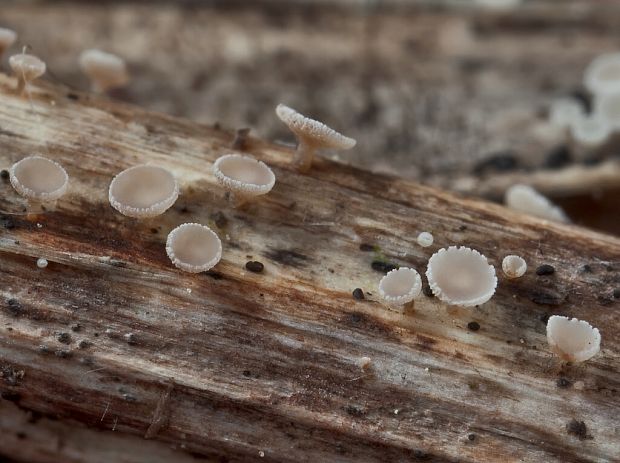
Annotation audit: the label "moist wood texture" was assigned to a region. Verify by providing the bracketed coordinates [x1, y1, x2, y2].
[0, 75, 619, 463]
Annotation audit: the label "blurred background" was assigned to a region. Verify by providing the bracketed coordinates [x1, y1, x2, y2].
[1, 0, 619, 233]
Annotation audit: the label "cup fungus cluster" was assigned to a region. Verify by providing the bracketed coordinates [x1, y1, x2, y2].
[9, 155, 69, 206]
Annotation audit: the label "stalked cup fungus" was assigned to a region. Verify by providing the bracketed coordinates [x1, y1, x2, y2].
[9, 52, 46, 95]
[426, 246, 497, 307]
[584, 52, 620, 95]
[569, 114, 610, 147]
[505, 184, 568, 223]
[9, 156, 68, 205]
[109, 165, 178, 218]
[166, 223, 222, 273]
[275, 104, 356, 172]
[417, 232, 434, 247]
[212, 154, 275, 208]
[502, 255, 527, 279]
[0, 28, 17, 59]
[378, 267, 422, 309]
[546, 315, 600, 363]
[79, 49, 129, 93]
[549, 98, 584, 129]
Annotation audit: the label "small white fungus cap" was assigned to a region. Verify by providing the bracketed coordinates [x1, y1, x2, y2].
[79, 49, 129, 92]
[569, 113, 611, 147]
[109, 165, 178, 218]
[593, 92, 620, 131]
[9, 53, 45, 92]
[166, 223, 222, 273]
[378, 267, 422, 307]
[417, 232, 434, 248]
[549, 98, 584, 129]
[0, 28, 17, 56]
[584, 52, 620, 95]
[546, 315, 601, 363]
[505, 184, 569, 223]
[9, 156, 68, 202]
[426, 246, 497, 307]
[212, 154, 275, 198]
[502, 255, 527, 279]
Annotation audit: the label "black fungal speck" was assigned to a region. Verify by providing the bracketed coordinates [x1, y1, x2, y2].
[6, 299, 22, 316]
[566, 419, 589, 440]
[242, 370, 252, 377]
[245, 261, 264, 273]
[150, 228, 158, 234]
[581, 264, 593, 273]
[78, 340, 91, 349]
[54, 350, 71, 358]
[371, 260, 398, 273]
[67, 93, 79, 100]
[467, 321, 480, 332]
[467, 433, 476, 441]
[56, 332, 71, 344]
[205, 270, 224, 280]
[352, 288, 365, 300]
[70, 323, 81, 332]
[359, 243, 374, 252]
[556, 377, 571, 388]
[536, 264, 555, 276]
[2, 218, 15, 229]
[0, 170, 8, 180]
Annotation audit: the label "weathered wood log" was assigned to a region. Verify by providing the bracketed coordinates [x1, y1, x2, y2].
[0, 74, 619, 463]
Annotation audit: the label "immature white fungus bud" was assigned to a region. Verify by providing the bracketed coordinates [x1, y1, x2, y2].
[417, 232, 434, 248]
[501, 255, 527, 279]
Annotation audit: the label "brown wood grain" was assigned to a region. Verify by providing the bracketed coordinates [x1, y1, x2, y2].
[0, 75, 619, 462]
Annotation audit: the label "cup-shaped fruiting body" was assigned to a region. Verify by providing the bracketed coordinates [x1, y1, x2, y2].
[502, 255, 527, 279]
[426, 246, 497, 307]
[0, 28, 17, 60]
[378, 267, 422, 309]
[549, 98, 584, 129]
[546, 315, 601, 363]
[417, 232, 434, 248]
[275, 104, 356, 173]
[569, 113, 611, 147]
[9, 156, 68, 206]
[593, 92, 620, 131]
[9, 53, 45, 95]
[505, 184, 569, 223]
[584, 52, 620, 96]
[109, 165, 178, 218]
[166, 223, 222, 273]
[79, 49, 129, 93]
[212, 154, 275, 208]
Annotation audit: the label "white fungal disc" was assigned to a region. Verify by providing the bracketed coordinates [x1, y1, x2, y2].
[166, 223, 222, 273]
[584, 52, 620, 95]
[10, 156, 68, 202]
[378, 267, 422, 306]
[546, 315, 601, 363]
[417, 232, 434, 248]
[109, 165, 178, 218]
[502, 255, 527, 279]
[212, 154, 275, 197]
[549, 98, 584, 129]
[426, 246, 497, 307]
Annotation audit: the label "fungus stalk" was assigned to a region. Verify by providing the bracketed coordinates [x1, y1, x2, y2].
[9, 50, 46, 96]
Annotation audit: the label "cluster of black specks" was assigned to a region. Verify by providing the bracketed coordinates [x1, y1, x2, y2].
[344, 404, 366, 417]
[566, 419, 590, 440]
[536, 264, 555, 276]
[6, 299, 22, 316]
[556, 377, 571, 388]
[2, 217, 15, 229]
[352, 288, 365, 300]
[245, 261, 264, 273]
[0, 169, 9, 181]
[78, 340, 91, 349]
[371, 260, 398, 273]
[56, 332, 71, 344]
[0, 365, 25, 385]
[55, 349, 71, 358]
[467, 321, 481, 332]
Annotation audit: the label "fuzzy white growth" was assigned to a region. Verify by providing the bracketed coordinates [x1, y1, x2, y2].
[109, 165, 178, 218]
[275, 104, 356, 172]
[79, 49, 129, 92]
[0, 28, 17, 58]
[417, 232, 434, 248]
[505, 184, 569, 223]
[569, 113, 610, 147]
[212, 154, 275, 204]
[9, 53, 45, 94]
[378, 267, 422, 307]
[426, 246, 497, 307]
[357, 356, 372, 371]
[584, 52, 620, 96]
[549, 98, 584, 129]
[9, 156, 68, 202]
[501, 255, 527, 279]
[166, 223, 222, 273]
[546, 315, 601, 362]
[36, 258, 48, 269]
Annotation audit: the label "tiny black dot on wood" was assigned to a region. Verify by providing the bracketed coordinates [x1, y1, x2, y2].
[56, 332, 71, 344]
[150, 228, 158, 234]
[78, 340, 91, 349]
[359, 243, 374, 252]
[179, 206, 190, 214]
[6, 299, 22, 316]
[242, 370, 251, 377]
[467, 433, 476, 441]
[205, 270, 224, 280]
[581, 264, 593, 273]
[371, 260, 398, 273]
[245, 261, 264, 273]
[352, 288, 365, 300]
[458, 225, 467, 231]
[566, 419, 588, 440]
[467, 321, 480, 332]
[2, 218, 15, 229]
[536, 264, 555, 276]
[0, 169, 8, 180]
[67, 93, 79, 100]
[556, 377, 571, 388]
[70, 323, 81, 332]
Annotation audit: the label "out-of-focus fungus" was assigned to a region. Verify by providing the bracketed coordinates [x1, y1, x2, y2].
[593, 92, 620, 130]
[109, 165, 178, 218]
[79, 49, 129, 93]
[275, 104, 356, 172]
[505, 184, 569, 223]
[426, 246, 497, 307]
[569, 114, 610, 147]
[0, 28, 17, 60]
[378, 267, 422, 309]
[9, 52, 45, 95]
[502, 255, 527, 279]
[546, 315, 600, 363]
[584, 52, 620, 96]
[166, 223, 222, 273]
[9, 155, 68, 205]
[212, 154, 275, 208]
[549, 98, 584, 129]
[417, 232, 434, 248]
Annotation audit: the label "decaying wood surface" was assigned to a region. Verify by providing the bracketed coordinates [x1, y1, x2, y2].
[0, 75, 619, 463]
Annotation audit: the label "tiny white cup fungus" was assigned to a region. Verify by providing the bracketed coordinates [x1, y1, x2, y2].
[36, 258, 48, 269]
[417, 232, 434, 248]
[569, 113, 611, 147]
[549, 98, 584, 129]
[505, 184, 569, 223]
[546, 315, 601, 363]
[9, 52, 45, 95]
[378, 267, 422, 309]
[426, 246, 497, 307]
[109, 165, 178, 218]
[166, 223, 222, 273]
[584, 52, 620, 96]
[502, 255, 527, 279]
[0, 28, 17, 60]
[212, 154, 275, 208]
[275, 104, 356, 173]
[79, 49, 129, 93]
[9, 156, 69, 206]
